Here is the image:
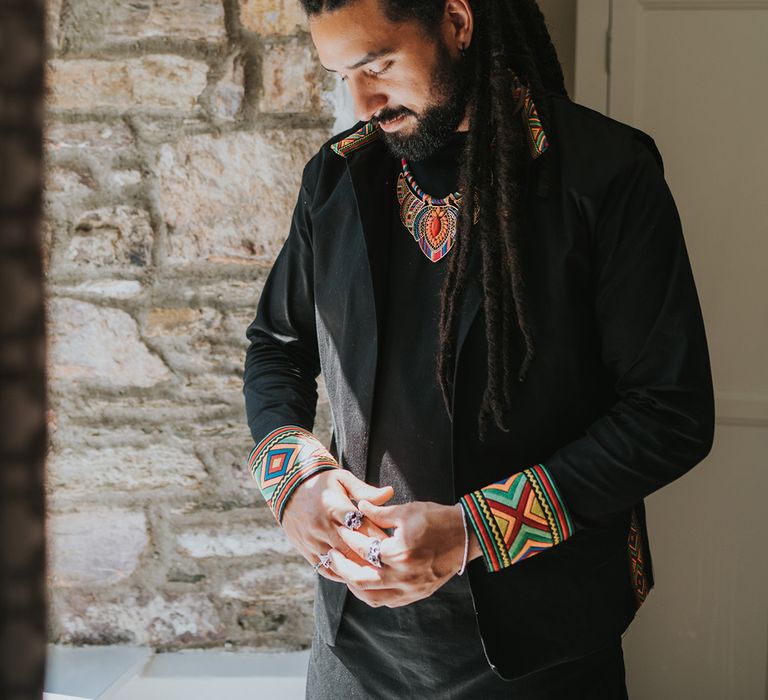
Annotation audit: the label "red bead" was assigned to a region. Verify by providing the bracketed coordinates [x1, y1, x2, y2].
[429, 213, 442, 238]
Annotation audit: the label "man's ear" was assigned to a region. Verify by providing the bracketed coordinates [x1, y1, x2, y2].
[443, 0, 474, 53]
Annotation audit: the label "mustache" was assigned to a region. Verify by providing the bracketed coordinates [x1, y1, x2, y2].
[374, 108, 413, 124]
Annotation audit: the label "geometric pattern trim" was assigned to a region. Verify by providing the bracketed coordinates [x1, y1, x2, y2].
[460, 463, 573, 573]
[511, 75, 550, 159]
[248, 425, 339, 524]
[330, 120, 380, 158]
[330, 73, 549, 161]
[627, 506, 650, 607]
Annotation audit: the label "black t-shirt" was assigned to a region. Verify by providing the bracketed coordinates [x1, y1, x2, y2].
[365, 129, 468, 506]
[325, 131, 515, 696]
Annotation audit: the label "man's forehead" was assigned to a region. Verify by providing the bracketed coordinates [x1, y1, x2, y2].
[309, 0, 421, 70]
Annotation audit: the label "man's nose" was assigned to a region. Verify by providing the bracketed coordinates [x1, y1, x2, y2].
[348, 78, 388, 123]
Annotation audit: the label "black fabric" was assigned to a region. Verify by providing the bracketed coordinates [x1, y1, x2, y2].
[365, 128, 468, 506]
[306, 625, 628, 699]
[244, 89, 715, 678]
[305, 129, 627, 698]
[313, 131, 514, 696]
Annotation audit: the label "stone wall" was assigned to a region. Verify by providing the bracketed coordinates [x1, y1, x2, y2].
[43, 0, 342, 651]
[43, 0, 575, 652]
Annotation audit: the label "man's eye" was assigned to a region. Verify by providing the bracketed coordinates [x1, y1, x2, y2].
[338, 60, 392, 83]
[368, 61, 393, 78]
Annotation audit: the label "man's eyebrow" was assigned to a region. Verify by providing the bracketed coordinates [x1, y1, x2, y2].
[321, 48, 396, 72]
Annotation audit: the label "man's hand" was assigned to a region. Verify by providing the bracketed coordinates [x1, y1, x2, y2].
[327, 500, 483, 607]
[280, 469, 394, 584]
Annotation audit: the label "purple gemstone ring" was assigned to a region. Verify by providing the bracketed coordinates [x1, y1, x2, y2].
[344, 509, 364, 531]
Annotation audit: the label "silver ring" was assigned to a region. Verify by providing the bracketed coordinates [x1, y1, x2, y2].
[343, 509, 364, 530]
[366, 538, 382, 568]
[312, 552, 331, 572]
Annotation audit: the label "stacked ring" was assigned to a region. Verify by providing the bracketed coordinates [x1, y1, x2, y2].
[312, 552, 332, 572]
[366, 538, 382, 568]
[343, 509, 364, 530]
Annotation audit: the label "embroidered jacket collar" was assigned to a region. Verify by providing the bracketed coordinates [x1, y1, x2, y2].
[329, 74, 549, 160]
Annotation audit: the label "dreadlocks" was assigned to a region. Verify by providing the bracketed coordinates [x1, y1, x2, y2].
[301, 0, 567, 440]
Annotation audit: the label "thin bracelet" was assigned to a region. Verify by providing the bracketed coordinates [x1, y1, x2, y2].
[457, 504, 469, 576]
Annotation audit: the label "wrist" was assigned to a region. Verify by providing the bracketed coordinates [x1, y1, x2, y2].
[248, 425, 340, 524]
[457, 496, 484, 566]
[451, 503, 466, 575]
[466, 526, 483, 562]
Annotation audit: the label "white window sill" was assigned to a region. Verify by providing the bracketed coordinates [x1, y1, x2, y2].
[44, 644, 310, 700]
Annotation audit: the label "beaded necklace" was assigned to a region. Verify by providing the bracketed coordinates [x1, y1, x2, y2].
[396, 156, 479, 263]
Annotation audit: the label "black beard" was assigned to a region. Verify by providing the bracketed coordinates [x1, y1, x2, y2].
[374, 38, 473, 162]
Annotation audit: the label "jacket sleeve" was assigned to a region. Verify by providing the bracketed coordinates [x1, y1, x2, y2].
[460, 135, 716, 573]
[243, 157, 339, 524]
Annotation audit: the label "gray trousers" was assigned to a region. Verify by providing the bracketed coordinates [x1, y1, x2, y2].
[305, 589, 629, 700]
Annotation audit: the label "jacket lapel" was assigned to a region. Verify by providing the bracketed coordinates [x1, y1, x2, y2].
[334, 139, 395, 479]
[345, 139, 396, 347]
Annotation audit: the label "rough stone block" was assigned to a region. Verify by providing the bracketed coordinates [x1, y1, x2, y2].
[222, 308, 258, 343]
[43, 166, 95, 227]
[239, 0, 308, 35]
[46, 0, 64, 50]
[236, 598, 313, 641]
[142, 306, 245, 374]
[145, 307, 216, 335]
[196, 433, 262, 492]
[103, 0, 226, 43]
[48, 509, 148, 586]
[44, 120, 135, 152]
[177, 522, 293, 558]
[54, 592, 225, 646]
[108, 168, 142, 189]
[46, 56, 208, 111]
[153, 128, 330, 264]
[54, 279, 143, 300]
[260, 38, 325, 113]
[181, 373, 244, 402]
[152, 278, 262, 309]
[59, 0, 225, 50]
[47, 444, 207, 493]
[44, 165, 94, 200]
[63, 206, 153, 269]
[56, 395, 233, 426]
[48, 299, 171, 388]
[221, 560, 314, 601]
[212, 52, 245, 121]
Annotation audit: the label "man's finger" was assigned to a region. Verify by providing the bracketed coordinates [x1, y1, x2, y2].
[338, 471, 394, 505]
[326, 549, 390, 589]
[315, 565, 346, 584]
[321, 490, 388, 539]
[358, 500, 402, 528]
[337, 527, 405, 570]
[328, 530, 375, 568]
[347, 585, 405, 608]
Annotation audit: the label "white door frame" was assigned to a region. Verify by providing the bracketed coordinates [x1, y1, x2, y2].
[574, 0, 611, 114]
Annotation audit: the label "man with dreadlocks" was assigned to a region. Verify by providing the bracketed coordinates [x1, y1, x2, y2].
[243, 0, 714, 696]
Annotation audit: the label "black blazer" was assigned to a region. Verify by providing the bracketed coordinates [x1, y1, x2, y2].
[243, 88, 715, 680]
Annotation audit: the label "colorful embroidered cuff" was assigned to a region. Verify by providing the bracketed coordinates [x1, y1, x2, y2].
[248, 425, 340, 524]
[459, 463, 574, 573]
